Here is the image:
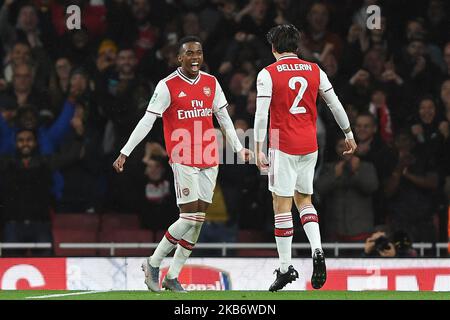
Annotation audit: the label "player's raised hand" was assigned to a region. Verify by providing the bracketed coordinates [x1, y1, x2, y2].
[256, 151, 269, 172]
[239, 148, 254, 162]
[343, 138, 357, 155]
[113, 153, 127, 173]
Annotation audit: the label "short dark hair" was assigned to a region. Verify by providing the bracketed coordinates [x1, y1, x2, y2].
[177, 36, 202, 54]
[266, 24, 301, 54]
[356, 111, 377, 126]
[16, 127, 37, 140]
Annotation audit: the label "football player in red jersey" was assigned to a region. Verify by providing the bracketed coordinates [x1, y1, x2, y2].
[113, 36, 252, 292]
[254, 24, 357, 291]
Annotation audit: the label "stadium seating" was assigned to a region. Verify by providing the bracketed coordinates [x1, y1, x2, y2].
[52, 229, 98, 256]
[52, 213, 100, 256]
[236, 230, 278, 257]
[98, 229, 154, 256]
[52, 213, 100, 231]
[99, 213, 141, 231]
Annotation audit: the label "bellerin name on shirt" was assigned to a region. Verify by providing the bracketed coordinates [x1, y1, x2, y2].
[276, 63, 312, 72]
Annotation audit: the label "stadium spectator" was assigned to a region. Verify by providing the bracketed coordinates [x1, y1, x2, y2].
[341, 68, 373, 110]
[0, 98, 76, 156]
[129, 0, 160, 62]
[0, 93, 17, 127]
[56, 98, 106, 213]
[203, 0, 241, 73]
[404, 18, 446, 73]
[1, 41, 32, 85]
[316, 137, 379, 242]
[354, 112, 397, 225]
[409, 96, 446, 155]
[385, 130, 439, 242]
[300, 1, 343, 62]
[5, 62, 51, 112]
[424, 0, 448, 47]
[97, 46, 152, 156]
[139, 152, 178, 232]
[48, 57, 73, 113]
[58, 27, 96, 74]
[95, 39, 118, 74]
[395, 35, 441, 103]
[0, 1, 51, 51]
[0, 128, 83, 256]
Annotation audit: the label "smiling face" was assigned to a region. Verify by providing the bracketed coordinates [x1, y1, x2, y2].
[178, 41, 203, 78]
[418, 99, 436, 124]
[13, 64, 33, 93]
[355, 115, 377, 143]
[116, 49, 137, 75]
[16, 130, 37, 157]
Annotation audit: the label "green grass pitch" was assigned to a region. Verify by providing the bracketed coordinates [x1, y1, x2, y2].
[0, 290, 449, 300]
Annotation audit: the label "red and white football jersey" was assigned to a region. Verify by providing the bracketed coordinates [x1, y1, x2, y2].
[257, 55, 332, 155]
[146, 68, 228, 167]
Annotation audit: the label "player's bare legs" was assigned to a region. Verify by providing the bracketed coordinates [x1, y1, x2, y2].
[269, 193, 299, 292]
[293, 191, 326, 289]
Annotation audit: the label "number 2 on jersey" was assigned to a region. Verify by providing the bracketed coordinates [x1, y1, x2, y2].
[288, 76, 308, 114]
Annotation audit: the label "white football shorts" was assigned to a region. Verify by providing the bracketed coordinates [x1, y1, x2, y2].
[170, 163, 219, 206]
[268, 148, 318, 197]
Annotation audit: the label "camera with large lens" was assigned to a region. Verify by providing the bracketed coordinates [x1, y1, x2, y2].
[374, 236, 391, 252]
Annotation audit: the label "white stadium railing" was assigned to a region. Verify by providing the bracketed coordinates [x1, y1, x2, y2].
[0, 242, 448, 257]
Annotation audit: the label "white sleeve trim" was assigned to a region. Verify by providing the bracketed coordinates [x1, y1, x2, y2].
[214, 107, 243, 152]
[254, 69, 272, 143]
[318, 67, 352, 136]
[120, 112, 157, 156]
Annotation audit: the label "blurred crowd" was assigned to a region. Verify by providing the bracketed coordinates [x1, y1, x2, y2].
[0, 0, 449, 254]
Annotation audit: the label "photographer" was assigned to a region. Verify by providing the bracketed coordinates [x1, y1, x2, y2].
[363, 230, 417, 257]
[363, 231, 396, 257]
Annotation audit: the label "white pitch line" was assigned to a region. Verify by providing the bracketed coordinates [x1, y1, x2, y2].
[26, 290, 109, 299]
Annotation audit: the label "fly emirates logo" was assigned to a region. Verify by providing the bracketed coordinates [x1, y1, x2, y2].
[177, 100, 212, 120]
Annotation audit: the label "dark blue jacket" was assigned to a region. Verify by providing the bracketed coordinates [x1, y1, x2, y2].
[0, 100, 76, 199]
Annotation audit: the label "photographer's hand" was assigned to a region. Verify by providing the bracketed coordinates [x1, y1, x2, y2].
[364, 232, 386, 254]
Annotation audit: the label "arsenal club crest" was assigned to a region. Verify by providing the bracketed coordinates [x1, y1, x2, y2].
[203, 86, 211, 97]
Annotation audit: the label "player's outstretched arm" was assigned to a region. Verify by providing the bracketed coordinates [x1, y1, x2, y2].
[113, 81, 170, 173]
[112, 112, 157, 173]
[318, 68, 357, 155]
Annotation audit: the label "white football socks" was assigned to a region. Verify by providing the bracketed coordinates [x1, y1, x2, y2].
[149, 212, 204, 268]
[274, 212, 294, 274]
[298, 204, 322, 257]
[166, 212, 205, 279]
